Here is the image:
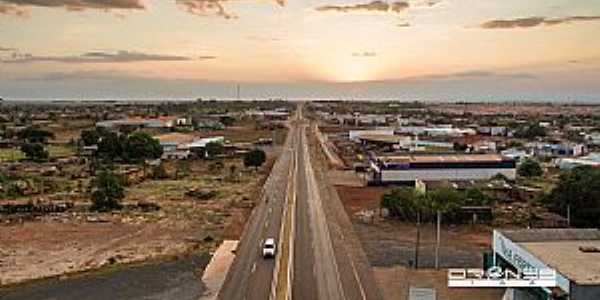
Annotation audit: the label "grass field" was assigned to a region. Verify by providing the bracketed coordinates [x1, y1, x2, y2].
[0, 144, 75, 161]
[0, 148, 24, 161]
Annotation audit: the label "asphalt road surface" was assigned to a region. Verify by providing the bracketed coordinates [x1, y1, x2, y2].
[219, 106, 382, 300]
[217, 115, 296, 300]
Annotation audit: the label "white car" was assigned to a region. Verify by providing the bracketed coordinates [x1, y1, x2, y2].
[262, 238, 276, 258]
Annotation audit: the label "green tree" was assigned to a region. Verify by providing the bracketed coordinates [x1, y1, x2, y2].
[453, 142, 468, 152]
[97, 131, 124, 160]
[20, 143, 49, 161]
[380, 188, 421, 220]
[90, 170, 124, 211]
[122, 132, 163, 162]
[244, 149, 266, 169]
[381, 187, 472, 223]
[491, 173, 509, 181]
[545, 166, 600, 227]
[80, 129, 100, 146]
[428, 187, 465, 222]
[18, 127, 54, 143]
[464, 188, 494, 206]
[518, 158, 543, 177]
[514, 123, 546, 139]
[205, 141, 224, 159]
[219, 116, 235, 127]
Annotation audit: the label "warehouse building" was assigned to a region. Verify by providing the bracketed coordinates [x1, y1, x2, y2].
[369, 154, 516, 184]
[491, 229, 600, 300]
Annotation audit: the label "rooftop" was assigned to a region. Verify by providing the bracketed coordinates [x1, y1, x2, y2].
[185, 136, 225, 148]
[379, 154, 508, 164]
[500, 229, 600, 285]
[357, 134, 410, 144]
[154, 133, 197, 144]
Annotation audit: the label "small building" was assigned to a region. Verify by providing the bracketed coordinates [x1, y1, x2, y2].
[501, 148, 531, 161]
[97, 116, 184, 130]
[478, 126, 507, 136]
[154, 133, 197, 159]
[532, 142, 586, 157]
[181, 136, 225, 158]
[369, 154, 516, 184]
[587, 133, 600, 146]
[491, 229, 600, 300]
[554, 153, 600, 170]
[356, 134, 411, 148]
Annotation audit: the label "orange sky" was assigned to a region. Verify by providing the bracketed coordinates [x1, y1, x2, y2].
[0, 0, 599, 101]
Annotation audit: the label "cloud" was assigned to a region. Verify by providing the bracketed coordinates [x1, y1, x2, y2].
[246, 35, 282, 42]
[352, 51, 377, 57]
[315, 1, 409, 14]
[411, 70, 537, 81]
[480, 15, 600, 29]
[2, 50, 211, 64]
[0, 0, 145, 15]
[0, 46, 16, 51]
[13, 70, 127, 82]
[176, 0, 285, 19]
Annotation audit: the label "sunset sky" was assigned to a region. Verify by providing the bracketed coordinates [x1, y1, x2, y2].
[1, 0, 599, 101]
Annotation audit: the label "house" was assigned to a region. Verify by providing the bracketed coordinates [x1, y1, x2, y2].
[477, 126, 507, 136]
[501, 148, 531, 161]
[532, 142, 586, 157]
[154, 133, 197, 158]
[180, 136, 226, 158]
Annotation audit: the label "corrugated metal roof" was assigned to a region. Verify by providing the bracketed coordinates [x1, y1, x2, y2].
[380, 154, 507, 164]
[500, 228, 600, 242]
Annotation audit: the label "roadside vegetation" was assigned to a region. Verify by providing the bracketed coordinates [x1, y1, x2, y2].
[0, 100, 290, 286]
[381, 186, 494, 223]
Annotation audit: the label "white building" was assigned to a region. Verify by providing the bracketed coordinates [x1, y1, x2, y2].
[370, 154, 516, 184]
[491, 229, 600, 300]
[183, 136, 225, 150]
[349, 129, 395, 142]
[554, 153, 600, 170]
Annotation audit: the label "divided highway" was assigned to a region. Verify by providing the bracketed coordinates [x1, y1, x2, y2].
[218, 106, 381, 300]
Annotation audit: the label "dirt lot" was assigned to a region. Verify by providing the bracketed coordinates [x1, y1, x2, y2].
[333, 180, 501, 300]
[374, 266, 505, 300]
[0, 154, 276, 287]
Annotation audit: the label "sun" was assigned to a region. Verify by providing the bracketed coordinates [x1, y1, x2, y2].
[321, 56, 379, 83]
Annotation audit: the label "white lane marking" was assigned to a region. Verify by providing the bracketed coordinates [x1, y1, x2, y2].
[251, 262, 257, 274]
[349, 257, 367, 300]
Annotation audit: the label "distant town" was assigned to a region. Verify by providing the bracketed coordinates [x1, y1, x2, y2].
[0, 100, 599, 300]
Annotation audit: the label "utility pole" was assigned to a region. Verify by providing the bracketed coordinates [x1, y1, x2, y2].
[236, 84, 241, 100]
[415, 211, 421, 269]
[435, 210, 441, 269]
[567, 204, 571, 227]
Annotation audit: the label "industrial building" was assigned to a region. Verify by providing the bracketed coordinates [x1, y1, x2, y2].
[96, 116, 188, 129]
[491, 229, 600, 300]
[369, 154, 516, 184]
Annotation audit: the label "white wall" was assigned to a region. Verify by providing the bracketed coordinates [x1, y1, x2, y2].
[380, 168, 516, 182]
[349, 129, 394, 141]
